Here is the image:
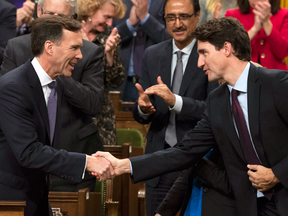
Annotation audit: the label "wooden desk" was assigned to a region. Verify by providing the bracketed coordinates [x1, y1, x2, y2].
[0, 201, 25, 216]
[49, 188, 101, 216]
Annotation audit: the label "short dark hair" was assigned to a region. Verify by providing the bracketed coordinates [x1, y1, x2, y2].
[237, 0, 280, 15]
[31, 16, 82, 56]
[163, 0, 200, 18]
[191, 17, 251, 61]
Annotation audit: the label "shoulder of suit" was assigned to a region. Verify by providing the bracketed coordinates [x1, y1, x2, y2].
[145, 39, 171, 53]
[81, 39, 100, 52]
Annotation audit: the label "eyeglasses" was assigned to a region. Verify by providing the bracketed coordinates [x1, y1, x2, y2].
[164, 13, 195, 23]
[41, 9, 77, 20]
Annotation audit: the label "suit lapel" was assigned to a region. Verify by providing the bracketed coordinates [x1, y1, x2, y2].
[159, 40, 173, 89]
[247, 65, 269, 166]
[27, 61, 50, 142]
[179, 43, 199, 96]
[221, 84, 246, 162]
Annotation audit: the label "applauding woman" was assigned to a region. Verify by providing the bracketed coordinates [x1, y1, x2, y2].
[78, 0, 126, 145]
[225, 0, 288, 70]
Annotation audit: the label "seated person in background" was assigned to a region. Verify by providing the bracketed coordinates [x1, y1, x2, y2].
[199, 0, 237, 24]
[155, 148, 237, 216]
[1, 0, 105, 192]
[0, 0, 16, 66]
[225, 0, 288, 70]
[77, 0, 126, 145]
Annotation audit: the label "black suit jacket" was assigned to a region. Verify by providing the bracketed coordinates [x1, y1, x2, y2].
[0, 60, 86, 216]
[132, 39, 218, 187]
[0, 0, 16, 66]
[112, 0, 171, 92]
[130, 64, 288, 216]
[156, 148, 237, 216]
[0, 34, 104, 184]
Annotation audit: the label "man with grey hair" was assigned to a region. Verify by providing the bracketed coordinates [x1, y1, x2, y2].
[1, 0, 104, 193]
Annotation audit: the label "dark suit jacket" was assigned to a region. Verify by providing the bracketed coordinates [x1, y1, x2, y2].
[0, 34, 104, 185]
[112, 0, 171, 92]
[130, 64, 288, 216]
[0, 60, 86, 216]
[0, 0, 16, 66]
[132, 39, 218, 187]
[156, 149, 237, 216]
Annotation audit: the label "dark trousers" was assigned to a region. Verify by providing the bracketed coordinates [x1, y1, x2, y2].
[145, 170, 180, 216]
[257, 197, 280, 216]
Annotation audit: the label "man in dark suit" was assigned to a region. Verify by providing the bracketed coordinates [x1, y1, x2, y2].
[155, 148, 237, 216]
[0, 16, 113, 216]
[113, 0, 170, 102]
[0, 0, 16, 67]
[96, 17, 288, 216]
[1, 0, 104, 192]
[131, 0, 218, 214]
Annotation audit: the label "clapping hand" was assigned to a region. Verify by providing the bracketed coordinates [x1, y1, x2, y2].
[105, 27, 120, 66]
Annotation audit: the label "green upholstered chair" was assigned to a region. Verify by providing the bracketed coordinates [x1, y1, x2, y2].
[116, 128, 144, 147]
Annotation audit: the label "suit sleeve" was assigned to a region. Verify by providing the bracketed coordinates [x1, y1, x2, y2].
[60, 43, 104, 116]
[0, 82, 86, 183]
[132, 48, 156, 124]
[156, 168, 192, 216]
[0, 2, 16, 69]
[270, 71, 288, 189]
[193, 157, 234, 198]
[180, 81, 219, 121]
[140, 15, 171, 43]
[130, 100, 216, 183]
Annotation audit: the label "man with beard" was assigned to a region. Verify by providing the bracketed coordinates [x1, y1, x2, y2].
[130, 0, 218, 215]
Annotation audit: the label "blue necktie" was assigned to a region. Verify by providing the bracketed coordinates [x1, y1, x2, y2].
[47, 81, 57, 144]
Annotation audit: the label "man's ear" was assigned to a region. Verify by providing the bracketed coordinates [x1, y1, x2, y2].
[37, 5, 41, 18]
[44, 41, 54, 56]
[223, 41, 232, 57]
[196, 11, 200, 23]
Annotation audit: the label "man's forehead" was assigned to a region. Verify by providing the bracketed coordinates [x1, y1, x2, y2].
[165, 0, 194, 13]
[43, 0, 72, 16]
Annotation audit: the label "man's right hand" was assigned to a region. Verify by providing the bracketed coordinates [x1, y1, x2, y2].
[136, 83, 156, 114]
[86, 155, 115, 181]
[129, 5, 140, 26]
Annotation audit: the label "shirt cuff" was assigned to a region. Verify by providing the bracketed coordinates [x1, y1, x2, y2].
[138, 105, 150, 119]
[130, 159, 133, 175]
[126, 19, 138, 35]
[139, 13, 150, 25]
[169, 94, 183, 114]
[83, 155, 87, 179]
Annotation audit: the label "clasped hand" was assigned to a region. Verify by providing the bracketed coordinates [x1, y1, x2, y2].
[87, 151, 131, 181]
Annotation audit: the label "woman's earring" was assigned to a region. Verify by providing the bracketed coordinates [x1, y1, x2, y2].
[88, 17, 92, 22]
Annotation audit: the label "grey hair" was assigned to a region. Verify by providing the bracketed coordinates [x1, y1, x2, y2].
[38, 0, 77, 15]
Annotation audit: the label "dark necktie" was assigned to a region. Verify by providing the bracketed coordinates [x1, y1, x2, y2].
[133, 30, 146, 77]
[47, 81, 57, 144]
[231, 89, 272, 199]
[165, 51, 183, 146]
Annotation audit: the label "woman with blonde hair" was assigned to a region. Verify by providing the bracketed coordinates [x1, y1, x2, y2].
[77, 0, 126, 145]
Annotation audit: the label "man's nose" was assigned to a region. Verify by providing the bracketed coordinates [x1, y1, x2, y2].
[77, 49, 83, 60]
[197, 56, 204, 68]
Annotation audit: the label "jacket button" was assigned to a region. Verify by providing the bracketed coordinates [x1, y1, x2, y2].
[260, 40, 264, 45]
[203, 187, 209, 193]
[261, 54, 265, 58]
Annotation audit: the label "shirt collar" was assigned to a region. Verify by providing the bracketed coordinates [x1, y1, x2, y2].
[31, 57, 54, 87]
[172, 38, 196, 56]
[227, 62, 250, 93]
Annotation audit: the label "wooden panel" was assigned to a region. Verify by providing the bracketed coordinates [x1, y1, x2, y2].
[49, 188, 101, 216]
[0, 201, 25, 216]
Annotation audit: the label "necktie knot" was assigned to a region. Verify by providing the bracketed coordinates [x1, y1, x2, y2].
[231, 89, 239, 101]
[176, 51, 183, 60]
[48, 81, 56, 89]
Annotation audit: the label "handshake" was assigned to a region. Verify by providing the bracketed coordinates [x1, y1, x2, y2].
[86, 152, 131, 181]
